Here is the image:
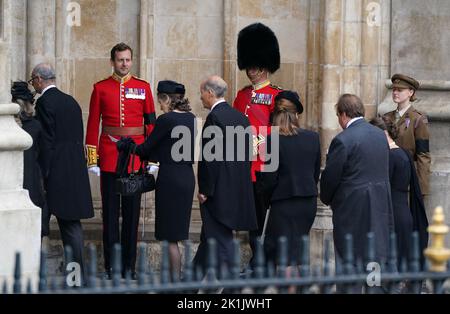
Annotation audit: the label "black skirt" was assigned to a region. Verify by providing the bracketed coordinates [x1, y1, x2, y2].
[155, 163, 195, 242]
[264, 196, 317, 265]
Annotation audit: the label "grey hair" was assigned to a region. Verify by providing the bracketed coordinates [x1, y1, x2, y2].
[32, 63, 56, 82]
[202, 76, 227, 98]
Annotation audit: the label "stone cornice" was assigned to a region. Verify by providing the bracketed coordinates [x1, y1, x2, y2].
[378, 82, 450, 121]
[0, 103, 33, 151]
[385, 79, 450, 91]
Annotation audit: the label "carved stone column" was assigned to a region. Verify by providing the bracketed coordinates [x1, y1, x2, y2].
[320, 0, 391, 153]
[139, 0, 154, 82]
[0, 103, 41, 287]
[317, 0, 391, 266]
[223, 0, 238, 103]
[27, 0, 56, 75]
[0, 0, 41, 287]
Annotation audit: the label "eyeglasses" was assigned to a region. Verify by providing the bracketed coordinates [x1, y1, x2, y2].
[27, 76, 39, 84]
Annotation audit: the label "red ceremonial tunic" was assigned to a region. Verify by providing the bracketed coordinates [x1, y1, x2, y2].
[85, 73, 156, 173]
[233, 80, 282, 181]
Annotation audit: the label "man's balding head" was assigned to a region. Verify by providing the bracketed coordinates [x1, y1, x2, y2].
[200, 75, 228, 109]
[32, 63, 56, 82]
[30, 63, 56, 94]
[201, 75, 227, 97]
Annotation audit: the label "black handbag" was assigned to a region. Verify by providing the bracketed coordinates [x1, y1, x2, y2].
[116, 146, 156, 196]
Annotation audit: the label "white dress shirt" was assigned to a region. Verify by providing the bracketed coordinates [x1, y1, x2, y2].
[397, 104, 411, 118]
[346, 116, 364, 128]
[41, 84, 57, 95]
[210, 99, 225, 111]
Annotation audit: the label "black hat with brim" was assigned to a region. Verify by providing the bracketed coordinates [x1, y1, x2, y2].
[157, 80, 185, 95]
[275, 90, 303, 114]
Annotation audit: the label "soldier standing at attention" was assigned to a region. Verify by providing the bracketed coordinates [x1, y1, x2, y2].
[383, 74, 431, 198]
[233, 23, 283, 268]
[85, 42, 156, 279]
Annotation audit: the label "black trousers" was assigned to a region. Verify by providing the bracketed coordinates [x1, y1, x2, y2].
[56, 217, 85, 279]
[41, 202, 51, 237]
[193, 202, 234, 275]
[249, 183, 269, 267]
[101, 172, 142, 273]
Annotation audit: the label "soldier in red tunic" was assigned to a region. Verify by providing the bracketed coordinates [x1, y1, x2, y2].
[85, 43, 156, 279]
[233, 23, 283, 268]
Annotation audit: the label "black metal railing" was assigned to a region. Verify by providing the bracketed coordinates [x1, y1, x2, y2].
[2, 231, 450, 294]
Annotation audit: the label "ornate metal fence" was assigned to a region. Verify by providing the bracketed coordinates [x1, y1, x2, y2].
[2, 207, 450, 294]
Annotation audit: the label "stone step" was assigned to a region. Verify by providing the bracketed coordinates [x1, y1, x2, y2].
[44, 206, 334, 276]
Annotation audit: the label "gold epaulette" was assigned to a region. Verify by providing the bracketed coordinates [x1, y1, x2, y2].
[132, 76, 150, 84]
[270, 84, 283, 90]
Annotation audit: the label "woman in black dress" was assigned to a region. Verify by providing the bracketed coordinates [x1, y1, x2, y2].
[11, 81, 50, 238]
[370, 116, 428, 270]
[119, 80, 196, 279]
[257, 90, 320, 268]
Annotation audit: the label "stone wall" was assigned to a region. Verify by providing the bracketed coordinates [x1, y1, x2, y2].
[378, 0, 450, 245]
[1, 0, 450, 274]
[22, 0, 391, 207]
[318, 0, 391, 158]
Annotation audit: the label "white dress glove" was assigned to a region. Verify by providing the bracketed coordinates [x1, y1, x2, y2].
[88, 166, 101, 177]
[147, 164, 159, 175]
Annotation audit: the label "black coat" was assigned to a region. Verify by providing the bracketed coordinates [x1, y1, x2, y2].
[135, 111, 196, 241]
[256, 129, 321, 201]
[389, 148, 413, 267]
[35, 87, 94, 220]
[403, 148, 429, 268]
[388, 147, 429, 269]
[21, 114, 46, 208]
[198, 102, 257, 231]
[256, 130, 321, 264]
[320, 119, 394, 263]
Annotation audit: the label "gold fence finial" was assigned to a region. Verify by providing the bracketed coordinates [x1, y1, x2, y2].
[424, 206, 450, 272]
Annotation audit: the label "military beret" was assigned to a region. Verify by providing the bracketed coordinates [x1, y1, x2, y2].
[275, 90, 303, 114]
[157, 80, 185, 95]
[391, 74, 420, 91]
[11, 81, 34, 102]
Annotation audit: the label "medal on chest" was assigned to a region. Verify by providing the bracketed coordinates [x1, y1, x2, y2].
[251, 91, 273, 105]
[125, 88, 146, 100]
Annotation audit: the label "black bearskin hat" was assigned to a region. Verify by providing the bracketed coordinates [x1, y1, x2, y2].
[237, 23, 280, 73]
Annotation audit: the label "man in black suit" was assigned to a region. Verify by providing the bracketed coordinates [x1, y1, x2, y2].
[31, 63, 94, 282]
[320, 94, 394, 270]
[194, 75, 257, 273]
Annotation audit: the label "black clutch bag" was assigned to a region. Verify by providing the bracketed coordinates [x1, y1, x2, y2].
[116, 146, 156, 196]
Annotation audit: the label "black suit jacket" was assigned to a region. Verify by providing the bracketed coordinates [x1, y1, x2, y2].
[35, 87, 94, 220]
[257, 129, 321, 202]
[198, 102, 257, 231]
[320, 118, 394, 262]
